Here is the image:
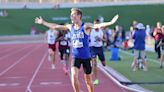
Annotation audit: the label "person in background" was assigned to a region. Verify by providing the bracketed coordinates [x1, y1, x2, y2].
[153, 22, 163, 59]
[104, 27, 112, 48]
[45, 28, 58, 70]
[58, 30, 71, 74]
[89, 19, 107, 85]
[0, 10, 8, 17]
[158, 25, 164, 68]
[131, 23, 147, 71]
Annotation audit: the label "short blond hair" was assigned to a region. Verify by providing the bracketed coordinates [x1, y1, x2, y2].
[71, 8, 82, 19]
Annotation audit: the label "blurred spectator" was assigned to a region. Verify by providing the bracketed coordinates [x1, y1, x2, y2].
[146, 25, 151, 36]
[158, 25, 164, 68]
[131, 23, 147, 71]
[131, 20, 138, 31]
[0, 10, 8, 17]
[153, 22, 163, 59]
[74, 0, 80, 3]
[98, 16, 104, 23]
[104, 27, 112, 48]
[30, 26, 38, 35]
[53, 4, 60, 9]
[120, 25, 126, 42]
[145, 24, 154, 46]
[111, 27, 119, 47]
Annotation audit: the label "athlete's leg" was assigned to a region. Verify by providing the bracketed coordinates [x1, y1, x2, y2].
[92, 58, 97, 80]
[63, 53, 70, 74]
[59, 49, 64, 64]
[71, 58, 81, 92]
[141, 51, 147, 71]
[65, 53, 70, 70]
[84, 74, 94, 92]
[98, 47, 106, 66]
[132, 50, 139, 71]
[83, 59, 94, 92]
[71, 67, 80, 92]
[48, 48, 55, 69]
[92, 47, 106, 85]
[90, 47, 98, 83]
[160, 53, 164, 68]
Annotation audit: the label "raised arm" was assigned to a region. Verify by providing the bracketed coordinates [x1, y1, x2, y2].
[35, 16, 70, 31]
[84, 14, 119, 34]
[86, 14, 119, 29]
[97, 14, 119, 28]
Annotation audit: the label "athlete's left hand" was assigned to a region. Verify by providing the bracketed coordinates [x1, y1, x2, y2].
[111, 14, 119, 24]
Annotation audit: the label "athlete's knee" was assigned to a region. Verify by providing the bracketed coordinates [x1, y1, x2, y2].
[84, 74, 92, 85]
[49, 50, 54, 55]
[71, 67, 78, 79]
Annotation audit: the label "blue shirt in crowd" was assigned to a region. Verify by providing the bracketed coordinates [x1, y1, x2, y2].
[133, 29, 146, 50]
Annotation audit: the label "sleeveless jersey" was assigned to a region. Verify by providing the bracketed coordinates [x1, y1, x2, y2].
[70, 23, 91, 59]
[90, 29, 104, 47]
[47, 30, 56, 44]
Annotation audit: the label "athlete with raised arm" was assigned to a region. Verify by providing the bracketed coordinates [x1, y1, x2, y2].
[35, 8, 119, 92]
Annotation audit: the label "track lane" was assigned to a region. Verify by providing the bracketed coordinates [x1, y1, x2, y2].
[29, 48, 74, 92]
[0, 43, 132, 92]
[0, 44, 37, 73]
[0, 43, 47, 92]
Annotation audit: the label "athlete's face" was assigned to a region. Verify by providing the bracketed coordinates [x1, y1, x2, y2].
[70, 11, 81, 24]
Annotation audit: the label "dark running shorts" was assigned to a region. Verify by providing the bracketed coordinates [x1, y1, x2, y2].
[90, 47, 105, 62]
[72, 58, 92, 74]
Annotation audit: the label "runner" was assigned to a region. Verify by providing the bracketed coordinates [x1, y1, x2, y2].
[35, 8, 119, 92]
[89, 19, 107, 85]
[58, 30, 71, 74]
[45, 28, 58, 70]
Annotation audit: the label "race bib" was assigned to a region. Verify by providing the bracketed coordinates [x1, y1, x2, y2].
[60, 41, 67, 46]
[66, 49, 70, 53]
[49, 38, 55, 44]
[73, 40, 83, 48]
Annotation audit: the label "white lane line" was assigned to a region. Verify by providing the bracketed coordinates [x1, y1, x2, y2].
[0, 83, 7, 87]
[6, 76, 25, 79]
[0, 83, 20, 87]
[98, 65, 144, 92]
[40, 81, 62, 85]
[25, 52, 47, 92]
[0, 45, 32, 60]
[0, 46, 39, 76]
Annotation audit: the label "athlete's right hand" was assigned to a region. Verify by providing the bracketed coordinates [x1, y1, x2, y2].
[35, 16, 44, 24]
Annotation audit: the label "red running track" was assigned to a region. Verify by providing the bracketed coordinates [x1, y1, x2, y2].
[0, 43, 131, 92]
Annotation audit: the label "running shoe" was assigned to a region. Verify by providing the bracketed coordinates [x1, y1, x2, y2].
[101, 61, 106, 66]
[93, 79, 99, 85]
[51, 64, 56, 70]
